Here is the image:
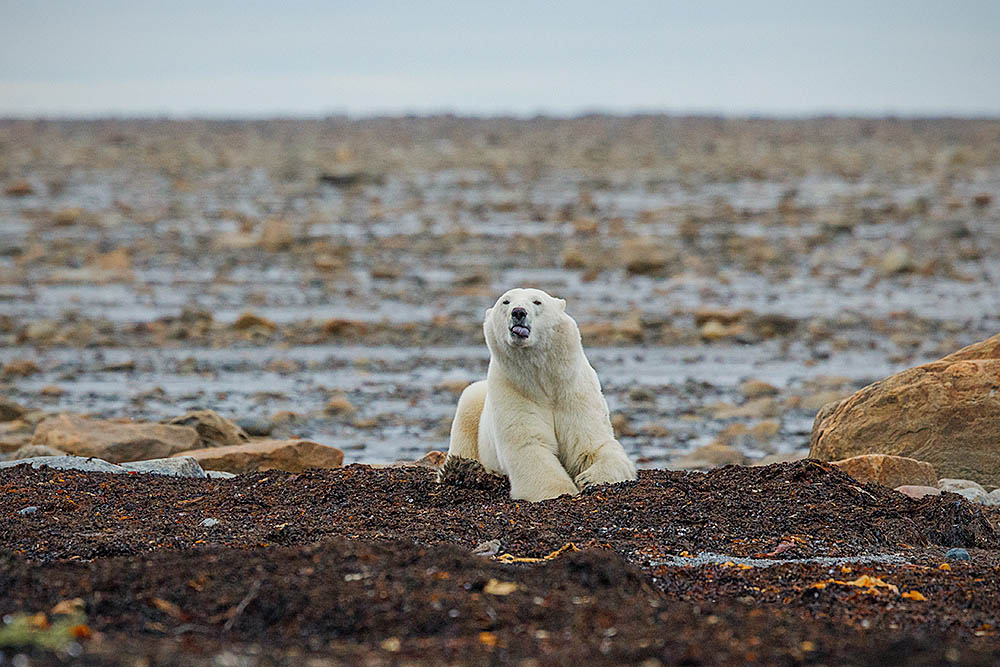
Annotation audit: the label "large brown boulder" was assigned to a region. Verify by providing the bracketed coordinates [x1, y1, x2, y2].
[831, 454, 937, 489]
[31, 414, 199, 462]
[810, 333, 1000, 487]
[173, 439, 344, 473]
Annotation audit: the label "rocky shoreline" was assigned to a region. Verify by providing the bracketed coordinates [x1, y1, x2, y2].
[3, 116, 1000, 664]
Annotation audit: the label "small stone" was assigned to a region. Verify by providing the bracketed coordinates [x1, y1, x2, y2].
[879, 246, 914, 275]
[237, 418, 273, 437]
[895, 485, 942, 500]
[200, 518, 220, 528]
[17, 506, 38, 516]
[739, 380, 779, 399]
[166, 409, 249, 448]
[4, 179, 34, 196]
[206, 470, 236, 479]
[232, 312, 278, 332]
[325, 394, 356, 416]
[945, 548, 970, 561]
[0, 398, 25, 422]
[2, 360, 41, 377]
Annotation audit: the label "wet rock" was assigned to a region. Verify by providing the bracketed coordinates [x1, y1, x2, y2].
[434, 378, 471, 396]
[752, 451, 806, 466]
[237, 418, 273, 437]
[232, 312, 278, 332]
[259, 219, 294, 251]
[200, 518, 220, 528]
[52, 207, 83, 226]
[5, 444, 65, 460]
[17, 506, 38, 515]
[739, 379, 779, 399]
[878, 246, 914, 275]
[31, 414, 200, 462]
[810, 333, 1000, 487]
[174, 438, 344, 473]
[0, 398, 25, 422]
[23, 320, 58, 342]
[620, 238, 671, 276]
[832, 454, 937, 489]
[945, 547, 970, 561]
[748, 314, 798, 339]
[166, 410, 249, 449]
[4, 179, 34, 196]
[713, 398, 781, 420]
[0, 455, 127, 474]
[895, 485, 942, 500]
[119, 456, 208, 478]
[671, 441, 747, 470]
[2, 360, 41, 377]
[325, 394, 356, 416]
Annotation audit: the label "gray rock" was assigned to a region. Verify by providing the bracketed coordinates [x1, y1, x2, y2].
[200, 518, 220, 528]
[17, 506, 38, 515]
[945, 547, 970, 561]
[206, 470, 236, 479]
[986, 489, 1000, 506]
[5, 444, 65, 461]
[0, 455, 127, 474]
[940, 478, 988, 503]
[939, 478, 986, 493]
[237, 417, 273, 437]
[120, 456, 207, 478]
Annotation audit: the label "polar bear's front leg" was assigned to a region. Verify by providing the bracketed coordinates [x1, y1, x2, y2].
[554, 404, 637, 491]
[492, 411, 579, 502]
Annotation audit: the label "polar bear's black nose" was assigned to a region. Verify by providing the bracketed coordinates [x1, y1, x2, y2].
[511, 307, 527, 321]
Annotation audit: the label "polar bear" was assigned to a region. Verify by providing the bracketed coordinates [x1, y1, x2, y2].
[444, 288, 637, 501]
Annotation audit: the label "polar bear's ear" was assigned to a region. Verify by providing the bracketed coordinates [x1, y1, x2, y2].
[555, 298, 566, 312]
[485, 306, 493, 318]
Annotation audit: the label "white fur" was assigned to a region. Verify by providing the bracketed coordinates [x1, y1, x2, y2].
[446, 288, 637, 501]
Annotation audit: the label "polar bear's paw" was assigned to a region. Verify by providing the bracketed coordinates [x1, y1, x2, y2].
[574, 458, 638, 492]
[437, 456, 509, 493]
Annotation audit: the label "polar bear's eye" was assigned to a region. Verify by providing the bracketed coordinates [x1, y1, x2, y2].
[533, 300, 542, 305]
[502, 300, 509, 305]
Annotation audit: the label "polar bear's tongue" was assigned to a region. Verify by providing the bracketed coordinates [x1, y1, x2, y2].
[511, 325, 530, 338]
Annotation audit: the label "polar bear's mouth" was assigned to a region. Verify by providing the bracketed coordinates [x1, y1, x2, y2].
[510, 324, 531, 339]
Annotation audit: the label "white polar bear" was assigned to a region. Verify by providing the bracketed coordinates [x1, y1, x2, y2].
[445, 287, 637, 501]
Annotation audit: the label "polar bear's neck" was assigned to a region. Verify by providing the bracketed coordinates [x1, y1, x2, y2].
[487, 317, 588, 404]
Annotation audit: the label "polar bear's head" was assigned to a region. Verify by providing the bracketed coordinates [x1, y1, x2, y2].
[483, 288, 569, 352]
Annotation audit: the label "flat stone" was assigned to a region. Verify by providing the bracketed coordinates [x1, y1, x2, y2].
[0, 455, 127, 474]
[207, 470, 236, 479]
[174, 438, 344, 473]
[120, 456, 207, 478]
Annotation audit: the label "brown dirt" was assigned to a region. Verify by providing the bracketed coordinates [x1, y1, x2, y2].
[2, 460, 1000, 665]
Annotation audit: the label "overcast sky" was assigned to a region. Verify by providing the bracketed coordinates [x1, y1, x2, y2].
[1, 1, 998, 117]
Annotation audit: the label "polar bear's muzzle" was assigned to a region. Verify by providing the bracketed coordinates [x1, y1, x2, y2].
[509, 307, 531, 340]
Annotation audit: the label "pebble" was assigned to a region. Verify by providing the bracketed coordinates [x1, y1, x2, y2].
[17, 506, 38, 515]
[201, 518, 220, 528]
[945, 548, 970, 561]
